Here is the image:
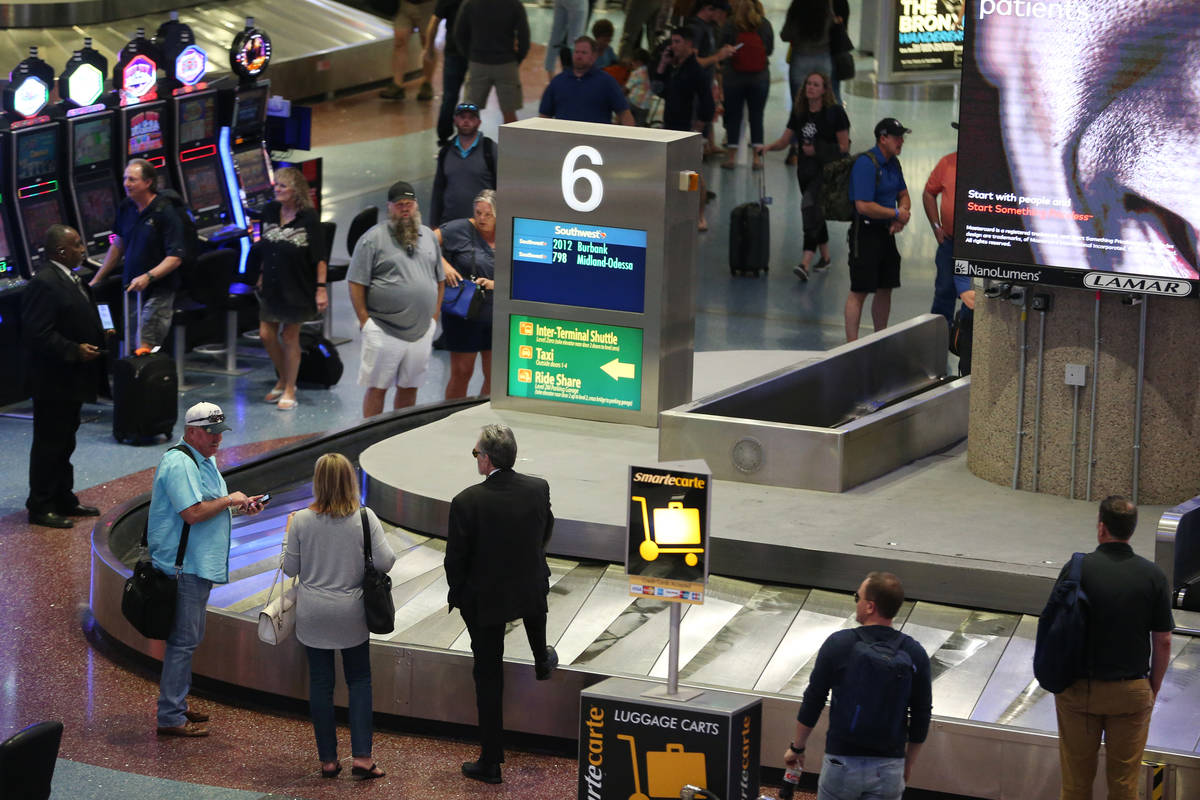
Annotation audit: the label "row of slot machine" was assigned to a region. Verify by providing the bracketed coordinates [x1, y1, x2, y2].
[0, 14, 277, 287]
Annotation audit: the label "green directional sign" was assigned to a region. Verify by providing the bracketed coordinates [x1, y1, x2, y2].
[508, 314, 643, 410]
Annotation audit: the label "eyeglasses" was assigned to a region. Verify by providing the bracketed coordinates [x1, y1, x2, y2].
[455, 103, 480, 114]
[192, 411, 225, 425]
[472, 448, 481, 458]
[853, 591, 862, 603]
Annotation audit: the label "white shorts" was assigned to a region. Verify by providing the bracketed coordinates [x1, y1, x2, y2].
[357, 317, 435, 389]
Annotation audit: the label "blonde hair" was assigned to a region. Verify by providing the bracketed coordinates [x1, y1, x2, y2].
[732, 0, 764, 30]
[274, 166, 315, 211]
[310, 453, 360, 517]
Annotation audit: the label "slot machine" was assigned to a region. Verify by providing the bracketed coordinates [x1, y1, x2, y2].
[60, 38, 121, 264]
[219, 17, 274, 272]
[113, 28, 175, 192]
[2, 47, 70, 275]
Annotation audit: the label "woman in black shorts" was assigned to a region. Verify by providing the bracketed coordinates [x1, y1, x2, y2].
[251, 167, 327, 410]
[436, 189, 495, 399]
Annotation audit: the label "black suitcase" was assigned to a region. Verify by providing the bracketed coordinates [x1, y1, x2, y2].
[729, 170, 770, 276]
[297, 328, 344, 387]
[112, 352, 178, 443]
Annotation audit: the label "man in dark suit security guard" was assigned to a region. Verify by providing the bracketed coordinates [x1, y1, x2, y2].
[445, 423, 557, 784]
[22, 224, 109, 528]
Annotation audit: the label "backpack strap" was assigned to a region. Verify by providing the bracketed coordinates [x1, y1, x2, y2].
[482, 137, 497, 180]
[141, 444, 201, 573]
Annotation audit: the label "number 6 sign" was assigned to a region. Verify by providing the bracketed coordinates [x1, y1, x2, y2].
[562, 145, 604, 213]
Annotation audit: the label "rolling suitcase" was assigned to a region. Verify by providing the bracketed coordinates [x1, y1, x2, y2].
[112, 292, 178, 443]
[297, 327, 343, 388]
[729, 169, 770, 276]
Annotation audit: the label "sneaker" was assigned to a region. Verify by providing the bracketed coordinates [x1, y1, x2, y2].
[379, 83, 405, 101]
[417, 81, 434, 101]
[535, 646, 559, 680]
[793, 264, 810, 281]
[814, 257, 831, 271]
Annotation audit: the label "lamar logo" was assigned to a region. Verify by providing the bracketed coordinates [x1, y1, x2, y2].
[1083, 273, 1192, 297]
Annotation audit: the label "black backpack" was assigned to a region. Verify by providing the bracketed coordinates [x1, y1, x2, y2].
[1033, 552, 1090, 693]
[830, 628, 915, 748]
[821, 150, 889, 223]
[157, 189, 202, 270]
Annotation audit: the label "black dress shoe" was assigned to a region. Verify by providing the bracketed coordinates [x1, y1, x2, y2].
[536, 645, 559, 680]
[28, 511, 73, 529]
[61, 504, 100, 517]
[462, 760, 502, 784]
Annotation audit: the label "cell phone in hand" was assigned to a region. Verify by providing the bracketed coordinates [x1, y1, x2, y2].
[258, 493, 271, 505]
[733, 42, 744, 50]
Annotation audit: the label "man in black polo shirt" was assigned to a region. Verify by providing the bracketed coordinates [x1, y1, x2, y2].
[1053, 495, 1174, 800]
[90, 158, 185, 351]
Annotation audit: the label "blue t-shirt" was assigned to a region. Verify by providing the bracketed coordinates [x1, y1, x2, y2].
[147, 442, 232, 584]
[538, 66, 629, 124]
[114, 194, 186, 289]
[849, 145, 906, 213]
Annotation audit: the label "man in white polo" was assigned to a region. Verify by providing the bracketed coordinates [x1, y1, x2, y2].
[348, 181, 445, 417]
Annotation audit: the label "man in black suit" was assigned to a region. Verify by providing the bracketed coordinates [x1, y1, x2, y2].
[22, 225, 109, 528]
[445, 423, 557, 784]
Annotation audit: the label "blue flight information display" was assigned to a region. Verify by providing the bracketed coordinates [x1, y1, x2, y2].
[511, 217, 647, 313]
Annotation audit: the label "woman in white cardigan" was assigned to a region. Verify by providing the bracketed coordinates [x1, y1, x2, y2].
[284, 453, 396, 779]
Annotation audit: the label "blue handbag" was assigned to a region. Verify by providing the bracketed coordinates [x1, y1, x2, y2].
[441, 279, 484, 320]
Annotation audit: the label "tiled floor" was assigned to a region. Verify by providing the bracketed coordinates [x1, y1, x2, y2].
[0, 1, 962, 797]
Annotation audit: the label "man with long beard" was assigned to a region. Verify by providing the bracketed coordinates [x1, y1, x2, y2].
[348, 181, 445, 417]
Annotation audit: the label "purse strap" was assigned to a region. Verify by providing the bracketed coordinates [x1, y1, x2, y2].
[360, 507, 374, 571]
[265, 512, 297, 606]
[140, 443, 200, 574]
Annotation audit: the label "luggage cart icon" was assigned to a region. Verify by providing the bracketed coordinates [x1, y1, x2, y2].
[632, 496, 703, 567]
[616, 733, 707, 800]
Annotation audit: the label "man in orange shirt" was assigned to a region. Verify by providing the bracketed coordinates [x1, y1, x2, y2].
[922, 124, 960, 325]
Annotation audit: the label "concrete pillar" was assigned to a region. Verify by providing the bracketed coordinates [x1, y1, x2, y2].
[967, 286, 1200, 504]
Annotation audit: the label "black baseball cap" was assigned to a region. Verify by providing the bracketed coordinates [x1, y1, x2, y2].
[388, 181, 417, 203]
[874, 118, 912, 138]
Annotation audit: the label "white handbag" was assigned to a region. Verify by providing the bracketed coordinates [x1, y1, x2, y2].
[257, 514, 298, 645]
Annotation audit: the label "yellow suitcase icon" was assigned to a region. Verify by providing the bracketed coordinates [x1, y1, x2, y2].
[645, 744, 707, 798]
[633, 497, 703, 567]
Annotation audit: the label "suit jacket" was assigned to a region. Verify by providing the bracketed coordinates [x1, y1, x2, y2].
[445, 468, 554, 625]
[21, 262, 107, 401]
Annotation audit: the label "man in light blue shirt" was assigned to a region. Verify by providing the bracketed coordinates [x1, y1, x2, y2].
[149, 402, 265, 736]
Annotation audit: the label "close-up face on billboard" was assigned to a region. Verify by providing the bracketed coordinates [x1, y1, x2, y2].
[956, 0, 1200, 292]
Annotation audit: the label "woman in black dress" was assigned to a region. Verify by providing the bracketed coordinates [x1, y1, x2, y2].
[761, 71, 850, 279]
[435, 189, 495, 399]
[252, 167, 328, 410]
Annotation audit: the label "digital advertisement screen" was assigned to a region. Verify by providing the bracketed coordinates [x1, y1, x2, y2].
[75, 178, 117, 238]
[183, 161, 225, 211]
[510, 218, 647, 313]
[73, 118, 112, 168]
[235, 89, 267, 128]
[956, 0, 1200, 296]
[0, 213, 12, 267]
[17, 129, 58, 182]
[178, 95, 215, 143]
[234, 149, 271, 193]
[22, 195, 65, 254]
[508, 315, 643, 410]
[892, 0, 964, 72]
[128, 110, 163, 155]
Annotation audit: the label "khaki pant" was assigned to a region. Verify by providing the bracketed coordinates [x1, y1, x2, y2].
[1055, 678, 1154, 800]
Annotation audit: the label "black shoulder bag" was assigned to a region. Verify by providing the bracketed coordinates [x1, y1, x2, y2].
[121, 444, 198, 640]
[360, 508, 395, 634]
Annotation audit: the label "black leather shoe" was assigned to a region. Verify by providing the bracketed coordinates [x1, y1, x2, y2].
[462, 760, 502, 784]
[535, 645, 559, 680]
[28, 511, 73, 529]
[61, 504, 100, 517]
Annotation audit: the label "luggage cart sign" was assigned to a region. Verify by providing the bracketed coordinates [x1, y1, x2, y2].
[626, 466, 710, 604]
[578, 694, 761, 800]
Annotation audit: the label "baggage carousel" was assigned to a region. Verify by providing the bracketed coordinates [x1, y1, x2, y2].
[89, 383, 1200, 800]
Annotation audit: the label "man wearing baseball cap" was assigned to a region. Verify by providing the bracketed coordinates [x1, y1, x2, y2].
[147, 402, 266, 737]
[348, 182, 445, 417]
[844, 117, 912, 342]
[430, 102, 496, 228]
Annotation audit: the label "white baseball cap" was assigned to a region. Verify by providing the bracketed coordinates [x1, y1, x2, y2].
[185, 402, 232, 433]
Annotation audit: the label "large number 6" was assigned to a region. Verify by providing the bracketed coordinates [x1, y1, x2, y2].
[561, 145, 604, 213]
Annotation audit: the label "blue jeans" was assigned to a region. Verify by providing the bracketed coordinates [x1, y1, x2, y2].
[930, 236, 956, 324]
[437, 54, 469, 145]
[545, 0, 588, 73]
[157, 573, 212, 727]
[817, 753, 905, 800]
[306, 641, 373, 762]
[722, 72, 770, 148]
[788, 52, 833, 108]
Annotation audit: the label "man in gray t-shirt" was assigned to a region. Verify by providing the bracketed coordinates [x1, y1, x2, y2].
[348, 181, 445, 417]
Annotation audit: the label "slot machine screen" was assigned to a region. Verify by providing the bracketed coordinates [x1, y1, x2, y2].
[75, 176, 118, 238]
[73, 118, 112, 168]
[178, 94, 215, 144]
[182, 160, 225, 211]
[17, 129, 58, 182]
[128, 109, 163, 155]
[22, 195, 65, 254]
[234, 149, 271, 193]
[234, 88, 267, 129]
[0, 212, 13, 277]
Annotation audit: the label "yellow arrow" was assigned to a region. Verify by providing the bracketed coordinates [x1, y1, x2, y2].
[601, 358, 635, 380]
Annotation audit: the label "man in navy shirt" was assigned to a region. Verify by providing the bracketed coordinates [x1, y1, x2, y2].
[89, 158, 186, 351]
[538, 36, 634, 125]
[845, 118, 911, 342]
